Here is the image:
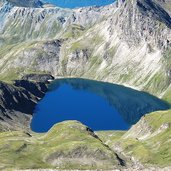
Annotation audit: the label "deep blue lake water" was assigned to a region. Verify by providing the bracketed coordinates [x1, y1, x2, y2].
[31, 78, 169, 133]
[42, 0, 115, 8]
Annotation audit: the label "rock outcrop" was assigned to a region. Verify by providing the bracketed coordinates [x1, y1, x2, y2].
[0, 74, 52, 131]
[154, 0, 171, 15]
[22, 73, 55, 82]
[115, 0, 171, 49]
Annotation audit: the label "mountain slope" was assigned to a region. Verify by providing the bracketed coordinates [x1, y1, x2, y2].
[0, 121, 123, 170]
[0, 1, 171, 169]
[0, 111, 171, 170]
[120, 110, 171, 167]
[98, 109, 171, 169]
[0, 0, 171, 100]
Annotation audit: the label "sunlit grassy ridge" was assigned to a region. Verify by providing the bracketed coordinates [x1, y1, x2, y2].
[97, 110, 171, 167]
[123, 110, 171, 166]
[0, 110, 171, 170]
[0, 121, 119, 170]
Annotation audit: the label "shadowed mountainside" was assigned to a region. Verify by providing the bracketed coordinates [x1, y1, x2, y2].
[0, 74, 53, 131]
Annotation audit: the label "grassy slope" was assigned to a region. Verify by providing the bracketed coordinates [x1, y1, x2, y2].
[0, 121, 119, 170]
[0, 111, 171, 169]
[125, 110, 171, 167]
[98, 110, 171, 168]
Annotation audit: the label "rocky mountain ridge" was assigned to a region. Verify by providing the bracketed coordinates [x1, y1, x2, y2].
[0, 0, 171, 100]
[0, 74, 53, 131]
[117, 0, 171, 49]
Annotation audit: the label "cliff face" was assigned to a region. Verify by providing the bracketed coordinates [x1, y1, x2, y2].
[0, 74, 53, 131]
[115, 0, 171, 49]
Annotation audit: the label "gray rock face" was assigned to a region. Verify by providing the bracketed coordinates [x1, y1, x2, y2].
[138, 0, 171, 27]
[0, 1, 115, 42]
[0, 75, 51, 131]
[0, 81, 36, 114]
[113, 0, 171, 49]
[14, 79, 48, 98]
[22, 74, 55, 82]
[12, 40, 62, 75]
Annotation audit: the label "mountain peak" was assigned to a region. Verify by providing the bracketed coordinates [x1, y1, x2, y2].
[136, 0, 171, 28]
